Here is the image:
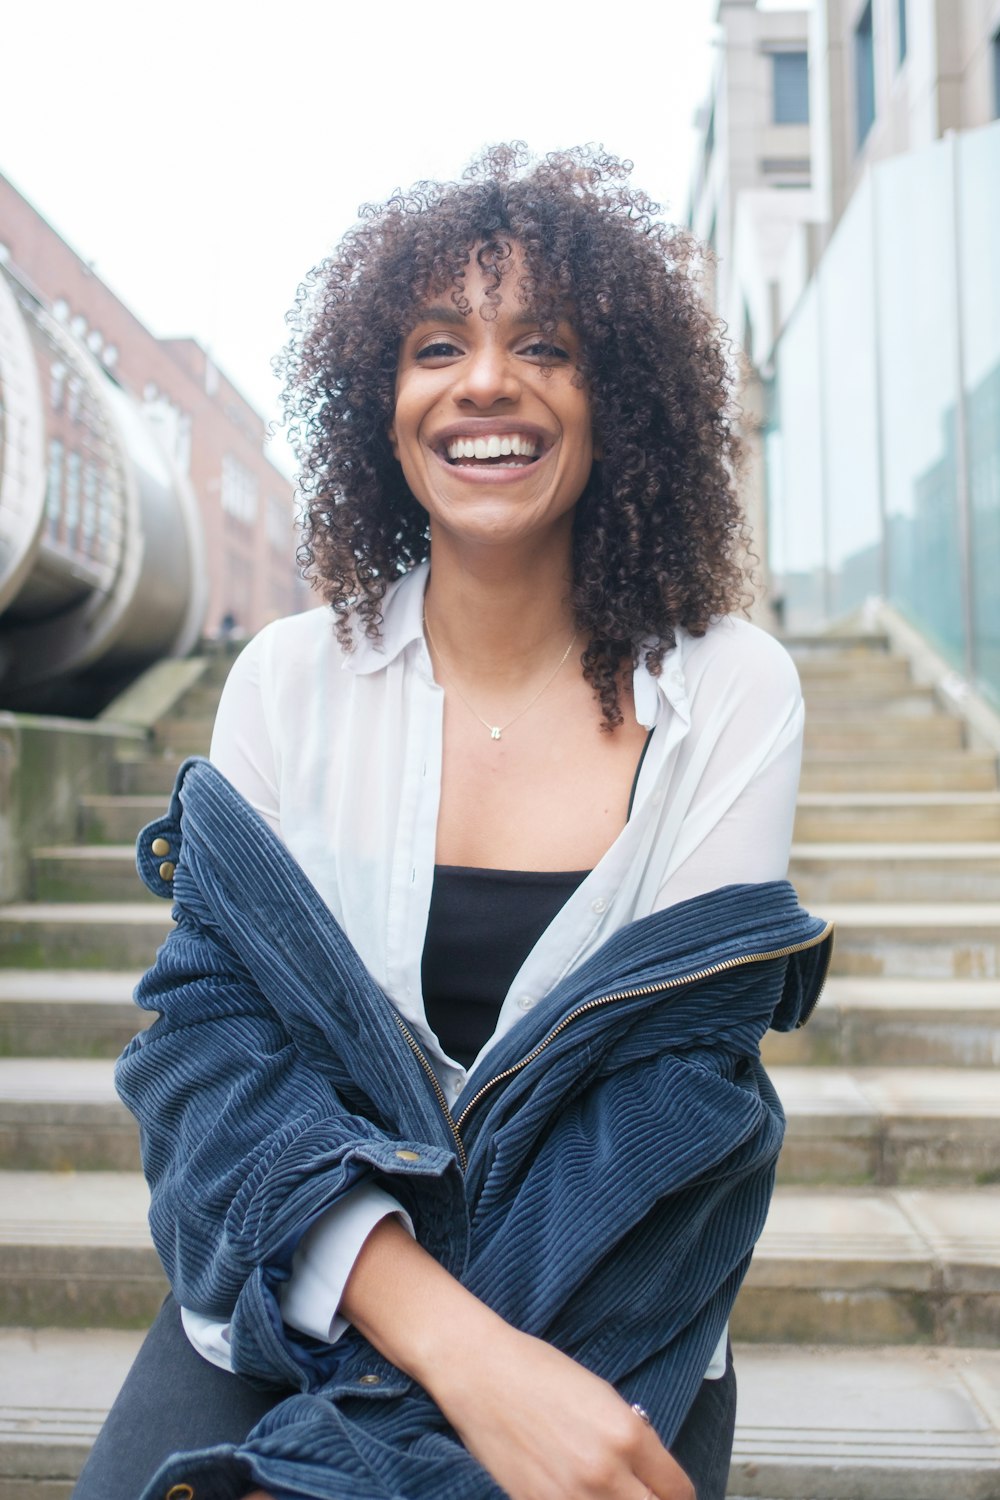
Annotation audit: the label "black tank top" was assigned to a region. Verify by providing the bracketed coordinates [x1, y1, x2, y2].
[421, 866, 589, 1069]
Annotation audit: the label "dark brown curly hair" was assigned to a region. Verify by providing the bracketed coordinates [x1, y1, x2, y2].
[281, 143, 751, 728]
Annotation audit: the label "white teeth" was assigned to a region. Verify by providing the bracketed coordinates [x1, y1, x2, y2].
[444, 433, 540, 462]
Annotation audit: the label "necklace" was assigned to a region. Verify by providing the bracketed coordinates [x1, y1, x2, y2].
[423, 612, 578, 741]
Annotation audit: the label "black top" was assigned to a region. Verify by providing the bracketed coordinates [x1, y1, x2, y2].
[421, 866, 589, 1069]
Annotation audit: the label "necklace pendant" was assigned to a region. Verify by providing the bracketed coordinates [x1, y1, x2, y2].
[490, 726, 502, 741]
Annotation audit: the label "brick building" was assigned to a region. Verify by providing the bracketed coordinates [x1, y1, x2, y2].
[0, 169, 307, 642]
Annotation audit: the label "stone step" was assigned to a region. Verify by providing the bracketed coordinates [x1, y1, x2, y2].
[783, 632, 891, 657]
[2, 1335, 996, 1500]
[0, 1060, 139, 1171]
[0, 906, 171, 970]
[799, 753, 998, 793]
[728, 1342, 1000, 1500]
[151, 717, 214, 757]
[791, 843, 1000, 903]
[77, 795, 165, 844]
[0, 1325, 144, 1498]
[802, 685, 937, 712]
[111, 756, 183, 796]
[1, 1059, 995, 1185]
[794, 654, 911, 684]
[0, 1172, 165, 1328]
[794, 793, 1000, 842]
[2, 1175, 998, 1342]
[762, 977, 1000, 1069]
[772, 1067, 1000, 1186]
[804, 717, 965, 750]
[736, 1185, 1000, 1347]
[824, 904, 1000, 979]
[0, 972, 147, 1058]
[30, 847, 150, 904]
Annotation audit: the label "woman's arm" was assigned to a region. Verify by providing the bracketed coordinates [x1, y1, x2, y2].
[242, 1216, 694, 1500]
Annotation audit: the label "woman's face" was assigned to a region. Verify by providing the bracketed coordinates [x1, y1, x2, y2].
[389, 247, 596, 555]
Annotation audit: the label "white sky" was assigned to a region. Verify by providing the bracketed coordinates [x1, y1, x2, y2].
[1, 0, 730, 469]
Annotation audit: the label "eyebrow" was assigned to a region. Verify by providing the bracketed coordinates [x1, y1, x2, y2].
[409, 304, 550, 330]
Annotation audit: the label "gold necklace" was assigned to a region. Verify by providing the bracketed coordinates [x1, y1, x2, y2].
[423, 612, 578, 741]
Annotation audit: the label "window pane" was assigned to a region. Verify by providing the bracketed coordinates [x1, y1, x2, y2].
[856, 2, 876, 146]
[959, 125, 1000, 705]
[875, 139, 965, 667]
[773, 52, 810, 125]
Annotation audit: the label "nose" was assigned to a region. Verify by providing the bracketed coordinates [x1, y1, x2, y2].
[453, 340, 520, 409]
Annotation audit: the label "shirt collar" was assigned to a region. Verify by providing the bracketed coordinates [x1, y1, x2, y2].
[633, 632, 691, 731]
[344, 558, 691, 729]
[342, 562, 431, 676]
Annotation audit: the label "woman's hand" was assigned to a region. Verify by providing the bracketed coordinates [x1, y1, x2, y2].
[436, 1320, 694, 1500]
[341, 1218, 694, 1500]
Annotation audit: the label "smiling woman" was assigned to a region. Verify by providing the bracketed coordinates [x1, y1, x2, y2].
[72, 144, 822, 1500]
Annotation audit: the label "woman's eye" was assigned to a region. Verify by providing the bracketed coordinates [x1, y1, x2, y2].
[521, 341, 571, 362]
[415, 340, 462, 361]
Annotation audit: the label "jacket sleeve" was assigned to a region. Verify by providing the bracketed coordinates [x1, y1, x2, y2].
[116, 896, 464, 1390]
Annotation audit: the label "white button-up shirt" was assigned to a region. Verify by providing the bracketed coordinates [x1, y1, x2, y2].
[183, 561, 803, 1378]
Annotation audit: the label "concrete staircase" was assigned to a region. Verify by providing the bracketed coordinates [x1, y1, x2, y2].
[1, 634, 999, 1497]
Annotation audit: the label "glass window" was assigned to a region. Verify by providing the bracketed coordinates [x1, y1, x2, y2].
[958, 125, 1000, 704]
[45, 438, 63, 536]
[773, 51, 810, 125]
[993, 30, 1000, 119]
[875, 138, 965, 666]
[898, 0, 907, 65]
[818, 178, 883, 616]
[855, 2, 876, 147]
[768, 287, 827, 630]
[64, 451, 81, 551]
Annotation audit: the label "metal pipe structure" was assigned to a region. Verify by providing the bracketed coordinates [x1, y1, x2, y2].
[0, 267, 206, 715]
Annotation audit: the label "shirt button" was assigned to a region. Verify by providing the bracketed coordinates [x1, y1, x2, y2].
[518, 995, 535, 1012]
[151, 837, 171, 857]
[591, 897, 607, 914]
[358, 1373, 381, 1386]
[394, 1149, 420, 1162]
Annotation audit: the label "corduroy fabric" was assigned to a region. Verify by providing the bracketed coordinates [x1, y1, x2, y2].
[121, 758, 832, 1500]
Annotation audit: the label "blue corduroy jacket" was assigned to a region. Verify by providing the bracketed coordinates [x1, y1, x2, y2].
[118, 758, 832, 1500]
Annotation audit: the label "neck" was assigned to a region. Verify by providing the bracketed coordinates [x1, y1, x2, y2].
[423, 528, 578, 684]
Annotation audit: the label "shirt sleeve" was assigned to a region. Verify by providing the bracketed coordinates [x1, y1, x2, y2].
[181, 1187, 415, 1373]
[653, 621, 804, 910]
[200, 631, 413, 1350]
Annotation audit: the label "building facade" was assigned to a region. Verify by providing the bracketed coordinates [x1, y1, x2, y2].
[689, 0, 1000, 707]
[0, 171, 307, 646]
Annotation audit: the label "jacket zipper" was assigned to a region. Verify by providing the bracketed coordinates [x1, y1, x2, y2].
[392, 923, 833, 1169]
[455, 924, 834, 1135]
[392, 1013, 469, 1171]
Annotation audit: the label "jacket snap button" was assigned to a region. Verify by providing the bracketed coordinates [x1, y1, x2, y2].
[394, 1149, 420, 1162]
[159, 861, 176, 881]
[165, 1485, 195, 1500]
[358, 1373, 381, 1385]
[151, 837, 171, 857]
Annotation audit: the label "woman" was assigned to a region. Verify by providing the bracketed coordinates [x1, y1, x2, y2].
[74, 144, 827, 1500]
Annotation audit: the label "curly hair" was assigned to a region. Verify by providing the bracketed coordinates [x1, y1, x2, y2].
[281, 143, 751, 728]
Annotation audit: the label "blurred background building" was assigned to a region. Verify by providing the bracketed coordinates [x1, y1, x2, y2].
[690, 0, 1000, 706]
[0, 172, 305, 714]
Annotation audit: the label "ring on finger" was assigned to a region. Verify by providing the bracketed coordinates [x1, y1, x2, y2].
[631, 1402, 652, 1425]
